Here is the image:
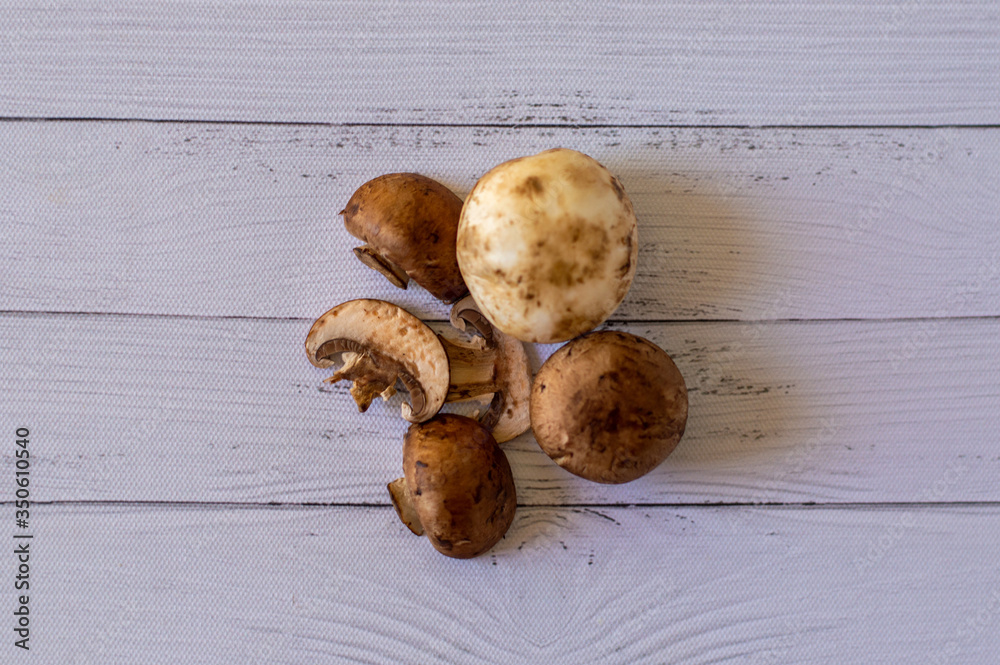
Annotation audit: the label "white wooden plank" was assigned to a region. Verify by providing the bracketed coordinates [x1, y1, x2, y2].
[2, 1, 998, 125]
[2, 314, 997, 505]
[2, 123, 998, 321]
[15, 503, 1000, 664]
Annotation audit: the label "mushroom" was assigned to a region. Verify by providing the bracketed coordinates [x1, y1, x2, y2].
[305, 299, 449, 423]
[342, 173, 468, 303]
[530, 330, 688, 484]
[305, 297, 531, 440]
[437, 295, 531, 443]
[388, 414, 517, 558]
[456, 148, 638, 343]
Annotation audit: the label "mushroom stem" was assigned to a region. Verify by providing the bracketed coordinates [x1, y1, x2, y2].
[433, 296, 532, 442]
[353, 244, 410, 289]
[438, 337, 502, 403]
[388, 477, 424, 535]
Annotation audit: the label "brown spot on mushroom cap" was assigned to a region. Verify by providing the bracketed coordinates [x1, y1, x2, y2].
[401, 414, 517, 558]
[343, 173, 468, 303]
[530, 331, 688, 484]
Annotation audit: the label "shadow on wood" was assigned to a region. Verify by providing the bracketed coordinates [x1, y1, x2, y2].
[607, 163, 810, 502]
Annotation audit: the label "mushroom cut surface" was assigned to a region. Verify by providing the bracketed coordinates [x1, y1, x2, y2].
[305, 299, 450, 423]
[530, 331, 688, 484]
[438, 295, 532, 443]
[391, 414, 516, 558]
[343, 173, 468, 303]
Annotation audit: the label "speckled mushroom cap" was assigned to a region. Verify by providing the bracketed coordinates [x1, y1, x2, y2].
[343, 173, 468, 303]
[456, 148, 638, 343]
[530, 331, 688, 484]
[400, 414, 516, 558]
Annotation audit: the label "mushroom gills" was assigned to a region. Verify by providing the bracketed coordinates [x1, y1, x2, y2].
[317, 342, 422, 415]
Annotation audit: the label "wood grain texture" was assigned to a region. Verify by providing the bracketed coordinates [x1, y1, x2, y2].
[2, 123, 998, 321]
[2, 1, 999, 125]
[2, 4, 997, 662]
[16, 503, 1000, 664]
[2, 313, 997, 505]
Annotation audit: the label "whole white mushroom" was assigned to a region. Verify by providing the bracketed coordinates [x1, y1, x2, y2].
[456, 148, 638, 344]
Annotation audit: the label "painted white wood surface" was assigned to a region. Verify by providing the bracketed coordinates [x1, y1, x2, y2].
[2, 314, 996, 505]
[2, 1, 999, 662]
[20, 504, 1000, 664]
[3, 123, 998, 321]
[2, 1, 999, 125]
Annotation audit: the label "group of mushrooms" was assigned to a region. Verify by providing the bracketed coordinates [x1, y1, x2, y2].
[306, 148, 689, 558]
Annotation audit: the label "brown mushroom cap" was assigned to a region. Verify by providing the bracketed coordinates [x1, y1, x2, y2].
[530, 331, 688, 484]
[343, 173, 468, 303]
[391, 414, 517, 558]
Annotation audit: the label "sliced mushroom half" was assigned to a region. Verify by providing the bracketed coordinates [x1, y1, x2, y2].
[438, 295, 532, 443]
[305, 299, 449, 423]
